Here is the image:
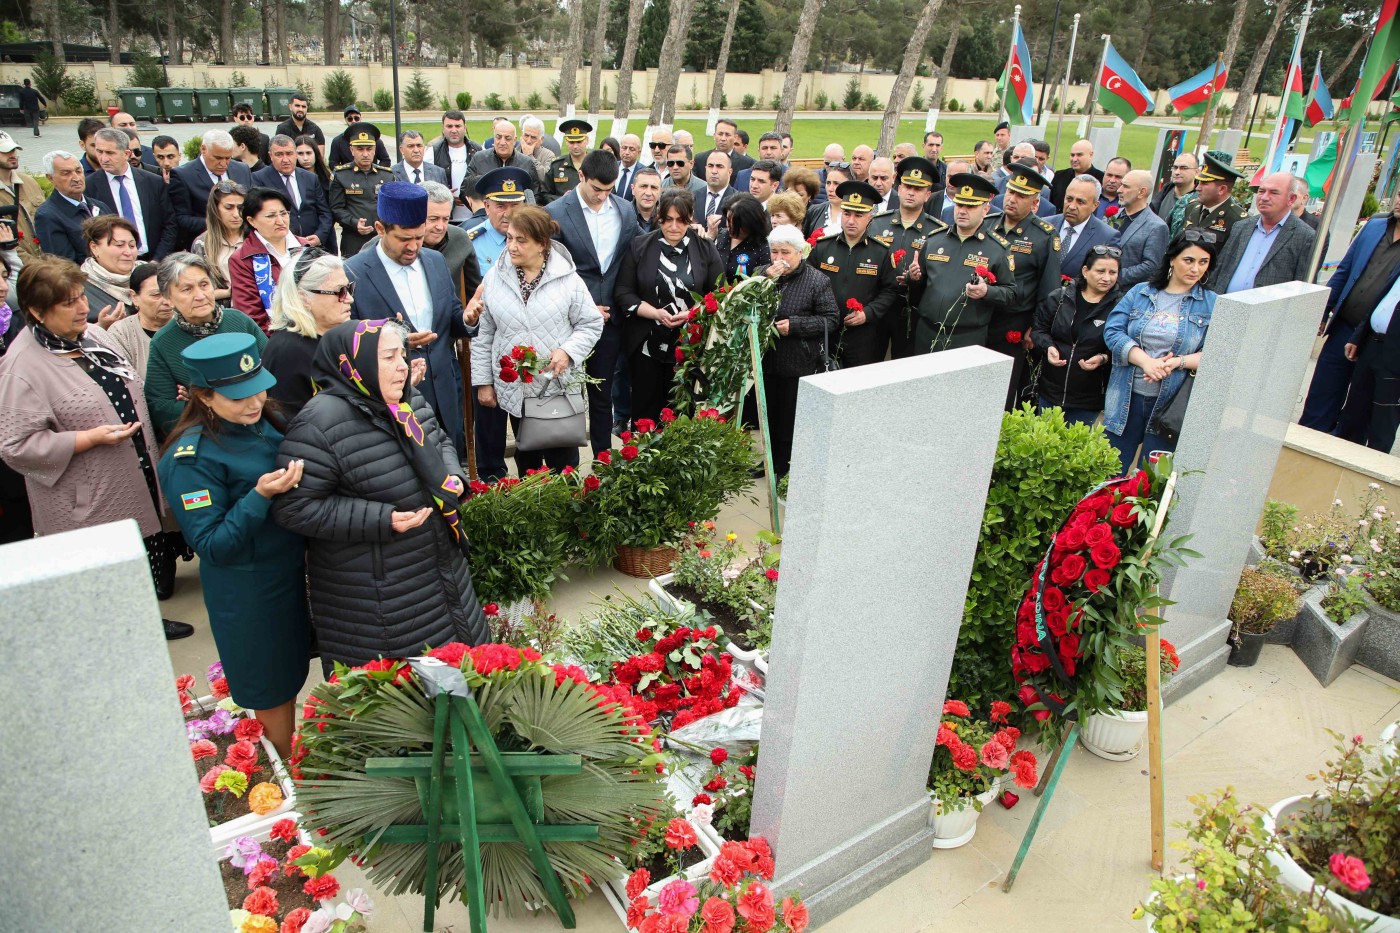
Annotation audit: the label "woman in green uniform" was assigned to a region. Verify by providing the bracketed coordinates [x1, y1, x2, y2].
[157, 332, 310, 756]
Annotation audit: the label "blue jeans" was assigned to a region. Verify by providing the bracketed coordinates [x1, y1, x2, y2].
[1300, 322, 1358, 433]
[1106, 391, 1175, 474]
[1037, 395, 1100, 427]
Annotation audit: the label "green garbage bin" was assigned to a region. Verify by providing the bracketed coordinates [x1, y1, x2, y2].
[158, 87, 195, 123]
[117, 87, 160, 122]
[195, 88, 229, 121]
[266, 87, 298, 121]
[229, 88, 266, 119]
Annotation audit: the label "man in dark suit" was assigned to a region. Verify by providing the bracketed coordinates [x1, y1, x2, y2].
[1338, 274, 1400, 450]
[545, 149, 640, 456]
[34, 149, 109, 261]
[1049, 139, 1104, 213]
[83, 128, 177, 261]
[1111, 170, 1171, 288]
[391, 130, 449, 186]
[167, 130, 255, 250]
[1047, 175, 1116, 280]
[345, 182, 475, 455]
[328, 107, 391, 168]
[254, 134, 334, 251]
[698, 150, 740, 236]
[1208, 172, 1316, 293]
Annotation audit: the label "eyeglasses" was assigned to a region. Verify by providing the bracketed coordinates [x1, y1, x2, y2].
[306, 282, 356, 301]
[1089, 245, 1122, 258]
[665, 160, 688, 168]
[213, 180, 247, 195]
[346, 114, 361, 122]
[1181, 228, 1219, 245]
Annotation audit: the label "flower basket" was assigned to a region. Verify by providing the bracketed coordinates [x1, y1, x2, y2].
[928, 785, 998, 848]
[615, 543, 680, 578]
[1080, 707, 1149, 761]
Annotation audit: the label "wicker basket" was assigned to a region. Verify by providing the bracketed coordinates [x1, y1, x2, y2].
[613, 543, 679, 578]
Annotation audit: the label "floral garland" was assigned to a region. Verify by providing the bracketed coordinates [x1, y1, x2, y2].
[670, 276, 779, 416]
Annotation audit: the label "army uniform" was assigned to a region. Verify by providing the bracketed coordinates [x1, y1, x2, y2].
[540, 119, 593, 205]
[329, 132, 392, 257]
[1183, 151, 1249, 245]
[868, 157, 947, 359]
[806, 181, 900, 368]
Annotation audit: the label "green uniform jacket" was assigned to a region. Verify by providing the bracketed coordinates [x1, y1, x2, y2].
[806, 230, 899, 367]
[909, 227, 1016, 353]
[329, 162, 392, 256]
[1183, 196, 1249, 245]
[540, 156, 583, 204]
[869, 208, 947, 357]
[157, 421, 310, 709]
[144, 309, 268, 440]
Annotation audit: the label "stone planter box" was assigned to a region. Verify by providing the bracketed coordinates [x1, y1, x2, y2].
[648, 573, 771, 690]
[1291, 587, 1370, 687]
[1358, 593, 1400, 682]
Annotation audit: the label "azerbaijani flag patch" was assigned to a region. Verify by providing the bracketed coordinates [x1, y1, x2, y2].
[180, 490, 212, 510]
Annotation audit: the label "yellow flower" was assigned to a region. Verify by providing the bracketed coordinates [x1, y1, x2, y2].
[241, 916, 277, 933]
[247, 781, 284, 815]
[726, 533, 738, 542]
[229, 909, 251, 931]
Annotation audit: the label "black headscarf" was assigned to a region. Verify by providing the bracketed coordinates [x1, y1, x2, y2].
[311, 318, 466, 546]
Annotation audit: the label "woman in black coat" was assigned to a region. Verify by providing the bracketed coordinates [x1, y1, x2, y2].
[1030, 246, 1123, 425]
[714, 193, 771, 280]
[615, 187, 725, 426]
[271, 318, 490, 674]
[758, 224, 840, 477]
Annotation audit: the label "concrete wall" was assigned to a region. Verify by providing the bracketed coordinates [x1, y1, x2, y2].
[1266, 425, 1400, 516]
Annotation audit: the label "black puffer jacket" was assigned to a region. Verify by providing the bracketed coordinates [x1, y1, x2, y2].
[1030, 281, 1121, 412]
[760, 263, 841, 378]
[271, 388, 489, 666]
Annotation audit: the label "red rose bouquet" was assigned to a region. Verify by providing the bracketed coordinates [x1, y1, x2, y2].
[498, 344, 542, 384]
[928, 699, 1037, 812]
[622, 836, 808, 933]
[1012, 455, 1197, 728]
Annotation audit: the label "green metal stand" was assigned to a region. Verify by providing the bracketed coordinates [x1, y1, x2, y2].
[745, 312, 781, 535]
[364, 691, 599, 933]
[1002, 722, 1079, 893]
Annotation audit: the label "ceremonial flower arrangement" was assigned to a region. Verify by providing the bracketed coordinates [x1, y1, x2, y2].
[669, 527, 781, 653]
[571, 412, 755, 566]
[291, 646, 667, 917]
[458, 469, 581, 607]
[622, 836, 808, 933]
[219, 817, 374, 933]
[928, 700, 1038, 811]
[609, 612, 743, 730]
[689, 745, 759, 839]
[184, 663, 291, 830]
[1013, 454, 1198, 727]
[670, 276, 779, 416]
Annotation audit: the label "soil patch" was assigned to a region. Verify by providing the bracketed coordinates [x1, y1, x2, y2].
[668, 581, 756, 652]
[220, 836, 318, 917]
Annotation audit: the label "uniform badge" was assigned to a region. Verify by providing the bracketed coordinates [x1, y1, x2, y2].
[181, 490, 212, 510]
[239, 354, 255, 373]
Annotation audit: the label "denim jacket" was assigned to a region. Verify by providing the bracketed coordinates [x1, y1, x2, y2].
[1102, 281, 1216, 435]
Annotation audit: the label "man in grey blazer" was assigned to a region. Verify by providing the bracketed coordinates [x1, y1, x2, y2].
[545, 150, 641, 456]
[392, 130, 448, 187]
[1047, 175, 1117, 279]
[1111, 170, 1170, 288]
[1208, 172, 1316, 293]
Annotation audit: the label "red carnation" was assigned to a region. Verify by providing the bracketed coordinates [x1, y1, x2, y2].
[247, 858, 278, 888]
[280, 908, 312, 933]
[303, 874, 340, 900]
[583, 474, 601, 491]
[846, 297, 863, 313]
[951, 743, 978, 771]
[191, 739, 217, 761]
[283, 844, 311, 875]
[269, 818, 299, 843]
[692, 792, 713, 806]
[1061, 274, 1074, 283]
[806, 231, 820, 246]
[942, 699, 970, 717]
[428, 642, 469, 666]
[234, 718, 266, 744]
[704, 292, 719, 313]
[620, 444, 639, 460]
[892, 248, 907, 265]
[1006, 330, 1022, 344]
[210, 677, 230, 699]
[483, 602, 499, 616]
[675, 346, 686, 362]
[664, 817, 698, 850]
[510, 345, 527, 361]
[243, 886, 279, 916]
[1090, 540, 1121, 570]
[626, 868, 650, 900]
[765, 567, 779, 581]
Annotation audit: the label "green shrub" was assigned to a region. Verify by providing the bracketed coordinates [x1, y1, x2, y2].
[126, 51, 167, 89]
[457, 471, 578, 606]
[184, 136, 203, 161]
[813, 90, 829, 110]
[1230, 566, 1302, 635]
[910, 81, 925, 111]
[547, 80, 561, 105]
[949, 407, 1122, 711]
[860, 92, 881, 111]
[372, 88, 394, 111]
[973, 98, 985, 112]
[1363, 190, 1381, 218]
[484, 91, 504, 110]
[741, 93, 757, 110]
[946, 97, 960, 112]
[296, 81, 316, 108]
[230, 71, 249, 88]
[437, 94, 451, 111]
[456, 91, 472, 110]
[720, 92, 728, 109]
[1217, 103, 1232, 119]
[842, 77, 862, 111]
[403, 70, 434, 109]
[62, 75, 100, 115]
[322, 70, 357, 110]
[31, 50, 74, 112]
[769, 94, 780, 109]
[507, 96, 519, 109]
[526, 91, 544, 110]
[1259, 499, 1299, 560]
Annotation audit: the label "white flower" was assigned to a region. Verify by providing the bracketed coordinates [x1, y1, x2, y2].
[298, 910, 335, 933]
[1370, 482, 1381, 490]
[1360, 519, 1370, 527]
[1290, 550, 1302, 558]
[1377, 506, 1388, 515]
[1336, 568, 1349, 576]
[343, 888, 374, 917]
[1341, 554, 1354, 563]
[228, 910, 250, 932]
[690, 803, 714, 826]
[1336, 499, 1345, 506]
[1373, 541, 1383, 553]
[1382, 571, 1390, 577]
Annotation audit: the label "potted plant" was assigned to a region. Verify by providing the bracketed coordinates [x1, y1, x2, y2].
[1228, 565, 1303, 667]
[1264, 490, 1383, 583]
[927, 699, 1038, 848]
[1294, 573, 1372, 687]
[1135, 790, 1364, 932]
[1079, 639, 1179, 761]
[572, 411, 756, 578]
[1263, 733, 1400, 931]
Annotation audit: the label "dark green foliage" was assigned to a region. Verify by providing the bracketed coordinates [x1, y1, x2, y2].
[127, 52, 167, 89]
[322, 70, 357, 110]
[458, 472, 579, 605]
[842, 77, 862, 111]
[372, 89, 394, 111]
[526, 91, 544, 110]
[184, 136, 203, 161]
[484, 92, 505, 111]
[910, 81, 925, 111]
[860, 93, 881, 111]
[457, 91, 473, 110]
[403, 71, 435, 110]
[31, 51, 74, 111]
[741, 94, 757, 109]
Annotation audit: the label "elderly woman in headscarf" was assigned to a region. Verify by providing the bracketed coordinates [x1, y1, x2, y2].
[272, 318, 491, 673]
[758, 224, 839, 477]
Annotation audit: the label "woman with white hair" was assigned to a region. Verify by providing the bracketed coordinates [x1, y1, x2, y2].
[760, 224, 839, 476]
[261, 249, 353, 418]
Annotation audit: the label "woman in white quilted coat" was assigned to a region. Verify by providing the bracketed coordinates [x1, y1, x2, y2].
[471, 205, 603, 474]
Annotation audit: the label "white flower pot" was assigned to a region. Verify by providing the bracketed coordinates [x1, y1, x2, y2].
[189, 695, 297, 847]
[1382, 721, 1398, 762]
[599, 807, 724, 929]
[1263, 795, 1400, 932]
[1080, 708, 1149, 761]
[928, 785, 997, 849]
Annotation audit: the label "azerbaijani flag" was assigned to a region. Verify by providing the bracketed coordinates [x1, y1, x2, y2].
[1305, 62, 1335, 127]
[1282, 55, 1308, 121]
[1305, 131, 1342, 197]
[1350, 0, 1400, 128]
[1098, 39, 1155, 123]
[1168, 62, 1228, 118]
[996, 22, 1035, 126]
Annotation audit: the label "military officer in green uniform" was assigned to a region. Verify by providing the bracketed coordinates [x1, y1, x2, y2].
[540, 119, 592, 205]
[869, 156, 946, 358]
[806, 179, 901, 368]
[984, 161, 1062, 407]
[329, 129, 393, 257]
[907, 172, 1016, 352]
[1182, 151, 1248, 245]
[156, 332, 311, 756]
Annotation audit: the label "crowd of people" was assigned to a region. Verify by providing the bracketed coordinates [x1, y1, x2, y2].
[0, 100, 1389, 707]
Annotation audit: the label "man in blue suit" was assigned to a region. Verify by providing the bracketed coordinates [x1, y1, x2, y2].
[345, 182, 475, 456]
[254, 135, 335, 251]
[83, 128, 177, 261]
[1047, 175, 1116, 281]
[1301, 204, 1400, 433]
[167, 129, 255, 251]
[546, 149, 641, 455]
[34, 150, 110, 262]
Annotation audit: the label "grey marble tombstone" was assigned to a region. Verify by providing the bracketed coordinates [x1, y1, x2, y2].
[1159, 282, 1329, 701]
[751, 348, 1012, 925]
[0, 521, 227, 929]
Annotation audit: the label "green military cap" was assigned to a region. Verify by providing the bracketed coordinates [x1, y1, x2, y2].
[895, 156, 937, 188]
[1197, 151, 1242, 185]
[836, 179, 880, 213]
[948, 172, 997, 205]
[348, 129, 377, 148]
[559, 119, 592, 143]
[1005, 162, 1049, 196]
[180, 333, 277, 400]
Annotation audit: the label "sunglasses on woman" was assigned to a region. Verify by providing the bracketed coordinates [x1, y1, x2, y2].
[1181, 228, 1219, 245]
[1089, 245, 1122, 257]
[305, 282, 356, 300]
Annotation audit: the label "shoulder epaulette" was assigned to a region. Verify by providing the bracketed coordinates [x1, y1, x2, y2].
[815, 231, 840, 242]
[466, 224, 485, 240]
[333, 163, 353, 170]
[171, 426, 203, 459]
[872, 208, 897, 219]
[1029, 215, 1057, 235]
[986, 230, 1012, 248]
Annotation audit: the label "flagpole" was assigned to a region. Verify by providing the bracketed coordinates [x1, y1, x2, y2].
[1079, 35, 1111, 138]
[1263, 0, 1314, 174]
[1000, 4, 1023, 124]
[1052, 13, 1081, 164]
[1196, 54, 1225, 154]
[1307, 59, 1379, 281]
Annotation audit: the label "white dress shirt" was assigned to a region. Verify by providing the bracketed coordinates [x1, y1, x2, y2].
[105, 172, 148, 255]
[447, 144, 470, 221]
[576, 188, 621, 272]
[377, 243, 431, 332]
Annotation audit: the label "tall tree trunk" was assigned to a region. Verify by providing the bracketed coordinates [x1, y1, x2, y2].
[708, 0, 743, 111]
[275, 0, 287, 65]
[324, 0, 341, 67]
[614, 0, 646, 118]
[459, 0, 472, 66]
[774, 0, 825, 133]
[558, 0, 586, 115]
[932, 5, 962, 109]
[878, 0, 944, 153]
[1229, 0, 1296, 129]
[221, 0, 236, 65]
[1329, 31, 1368, 92]
[261, 0, 271, 64]
[166, 0, 179, 65]
[1199, 0, 1249, 149]
[650, 0, 698, 124]
[588, 0, 610, 112]
[43, 0, 65, 61]
[108, 0, 121, 65]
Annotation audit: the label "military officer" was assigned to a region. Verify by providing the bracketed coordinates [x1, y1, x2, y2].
[983, 161, 1061, 408]
[329, 129, 392, 257]
[869, 156, 946, 358]
[1183, 151, 1248, 245]
[540, 119, 592, 205]
[907, 173, 1015, 353]
[806, 179, 901, 368]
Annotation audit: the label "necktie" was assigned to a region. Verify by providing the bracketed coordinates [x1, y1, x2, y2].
[619, 166, 631, 200]
[283, 173, 300, 209]
[413, 167, 421, 184]
[707, 192, 718, 218]
[114, 175, 136, 226]
[1061, 224, 1075, 257]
